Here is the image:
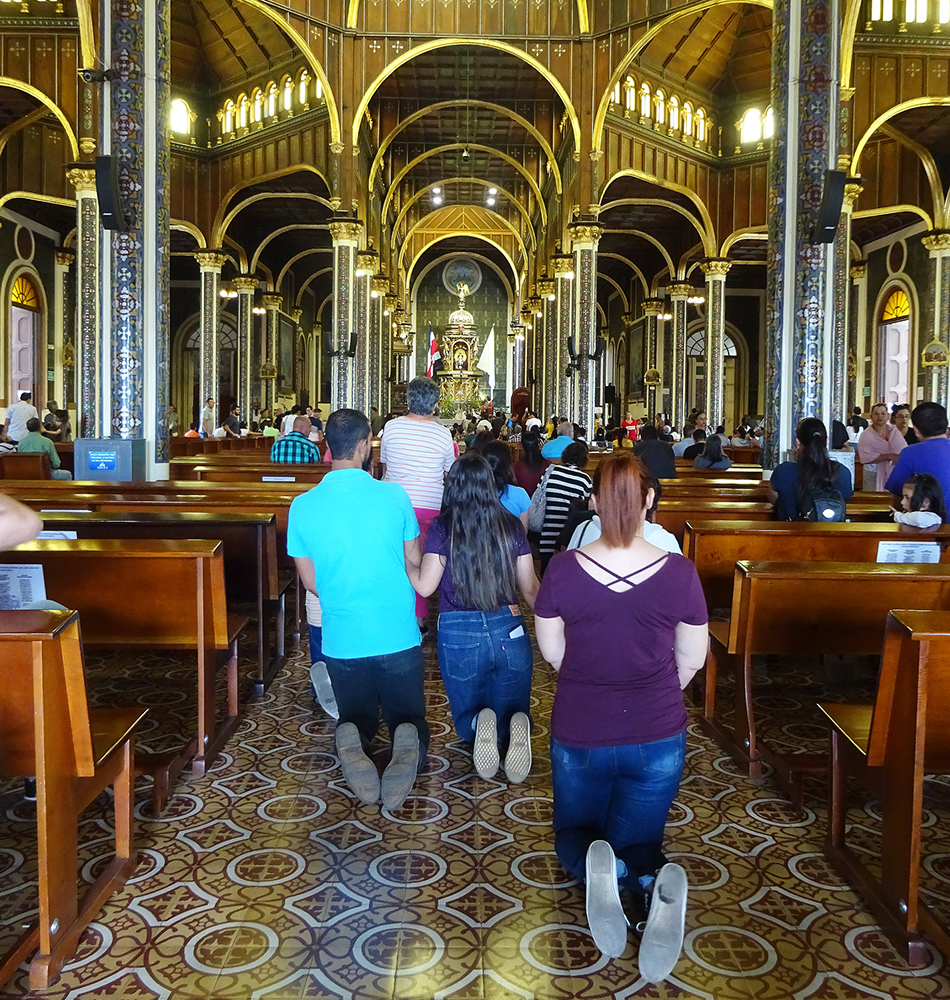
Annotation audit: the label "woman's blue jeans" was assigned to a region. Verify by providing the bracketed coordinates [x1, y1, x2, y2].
[436, 608, 533, 743]
[551, 731, 686, 890]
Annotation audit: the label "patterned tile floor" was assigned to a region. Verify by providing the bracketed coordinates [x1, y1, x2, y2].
[2, 623, 950, 999]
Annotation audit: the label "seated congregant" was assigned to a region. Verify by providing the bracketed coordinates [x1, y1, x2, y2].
[270, 415, 322, 463]
[17, 418, 72, 480]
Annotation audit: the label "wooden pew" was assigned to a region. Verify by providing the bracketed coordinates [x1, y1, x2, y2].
[658, 481, 772, 503]
[0, 453, 51, 479]
[703, 561, 950, 808]
[35, 510, 288, 694]
[820, 610, 950, 967]
[654, 501, 774, 545]
[684, 520, 950, 610]
[0, 610, 147, 990]
[4, 539, 248, 811]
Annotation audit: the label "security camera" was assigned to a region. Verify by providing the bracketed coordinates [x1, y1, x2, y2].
[79, 68, 112, 84]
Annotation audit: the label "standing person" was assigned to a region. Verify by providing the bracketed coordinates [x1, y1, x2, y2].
[512, 429, 551, 497]
[885, 402, 950, 499]
[167, 404, 180, 436]
[857, 402, 906, 491]
[891, 403, 917, 446]
[483, 440, 531, 528]
[281, 405, 302, 436]
[223, 405, 242, 439]
[199, 397, 215, 437]
[271, 415, 322, 463]
[850, 406, 868, 432]
[4, 391, 38, 445]
[42, 399, 62, 438]
[408, 452, 539, 782]
[287, 408, 426, 811]
[768, 418, 853, 519]
[539, 442, 592, 572]
[534, 452, 707, 974]
[380, 376, 456, 628]
[17, 418, 72, 480]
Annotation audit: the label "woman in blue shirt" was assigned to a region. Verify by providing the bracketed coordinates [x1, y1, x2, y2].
[484, 440, 531, 527]
[767, 418, 853, 520]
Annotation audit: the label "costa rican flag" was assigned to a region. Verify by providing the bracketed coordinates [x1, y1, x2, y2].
[426, 324, 442, 377]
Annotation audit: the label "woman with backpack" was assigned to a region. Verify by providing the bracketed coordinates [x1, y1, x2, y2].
[767, 418, 853, 520]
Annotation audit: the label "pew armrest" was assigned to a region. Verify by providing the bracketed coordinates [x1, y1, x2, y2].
[708, 619, 730, 650]
[90, 708, 149, 767]
[818, 702, 872, 756]
[226, 614, 250, 646]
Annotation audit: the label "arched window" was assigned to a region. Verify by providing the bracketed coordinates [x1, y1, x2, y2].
[10, 273, 41, 400]
[870, 0, 894, 17]
[696, 108, 706, 142]
[683, 102, 694, 136]
[687, 329, 737, 357]
[223, 100, 235, 134]
[941, 0, 950, 22]
[654, 89, 666, 125]
[879, 288, 912, 404]
[11, 275, 39, 309]
[251, 89, 263, 123]
[668, 96, 680, 131]
[639, 83, 652, 118]
[237, 94, 249, 129]
[282, 77, 293, 112]
[314, 77, 323, 100]
[763, 106, 774, 139]
[298, 71, 310, 106]
[623, 76, 636, 111]
[266, 83, 278, 118]
[610, 81, 621, 105]
[882, 289, 911, 321]
[170, 98, 190, 134]
[740, 108, 763, 144]
[905, 0, 926, 19]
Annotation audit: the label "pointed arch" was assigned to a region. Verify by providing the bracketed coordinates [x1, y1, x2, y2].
[598, 273, 629, 312]
[295, 267, 334, 307]
[412, 252, 515, 305]
[277, 248, 334, 291]
[405, 234, 519, 290]
[600, 183, 717, 255]
[251, 224, 331, 274]
[0, 77, 79, 159]
[598, 252, 649, 298]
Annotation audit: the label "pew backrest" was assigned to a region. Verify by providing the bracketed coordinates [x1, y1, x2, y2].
[0, 453, 52, 480]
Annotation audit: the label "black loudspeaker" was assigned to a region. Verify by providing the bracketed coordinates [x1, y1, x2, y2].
[567, 336, 577, 360]
[324, 329, 335, 356]
[605, 384, 617, 406]
[593, 336, 606, 360]
[95, 155, 128, 231]
[347, 332, 358, 357]
[811, 170, 846, 244]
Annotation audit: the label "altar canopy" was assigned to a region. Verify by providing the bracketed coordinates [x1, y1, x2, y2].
[437, 284, 487, 411]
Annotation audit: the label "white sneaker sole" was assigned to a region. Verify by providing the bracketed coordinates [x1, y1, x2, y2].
[504, 712, 532, 783]
[585, 840, 629, 958]
[310, 661, 339, 719]
[638, 862, 688, 983]
[473, 708, 499, 779]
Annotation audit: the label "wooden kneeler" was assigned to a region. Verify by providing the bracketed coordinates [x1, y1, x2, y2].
[0, 610, 147, 991]
[819, 610, 950, 967]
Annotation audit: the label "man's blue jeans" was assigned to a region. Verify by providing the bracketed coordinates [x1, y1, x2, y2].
[325, 645, 429, 756]
[436, 608, 533, 743]
[551, 731, 686, 890]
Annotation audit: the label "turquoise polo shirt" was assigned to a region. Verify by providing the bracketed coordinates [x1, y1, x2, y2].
[287, 469, 420, 659]
[541, 435, 573, 459]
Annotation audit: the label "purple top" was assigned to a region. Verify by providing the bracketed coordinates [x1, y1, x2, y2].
[535, 549, 708, 747]
[425, 513, 531, 613]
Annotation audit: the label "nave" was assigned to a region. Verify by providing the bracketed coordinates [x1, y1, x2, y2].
[1, 615, 949, 999]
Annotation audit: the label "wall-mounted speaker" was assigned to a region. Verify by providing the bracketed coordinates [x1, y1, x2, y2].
[95, 155, 128, 231]
[567, 336, 577, 360]
[605, 384, 617, 406]
[347, 332, 358, 357]
[811, 170, 846, 244]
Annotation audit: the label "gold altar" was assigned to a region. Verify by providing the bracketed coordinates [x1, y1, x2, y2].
[437, 285, 485, 409]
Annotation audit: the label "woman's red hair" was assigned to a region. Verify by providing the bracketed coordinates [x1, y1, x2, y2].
[592, 452, 652, 547]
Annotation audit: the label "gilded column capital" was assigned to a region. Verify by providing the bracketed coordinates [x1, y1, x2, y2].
[232, 276, 259, 293]
[329, 219, 363, 243]
[372, 276, 390, 296]
[622, 312, 637, 329]
[291, 308, 303, 324]
[55, 250, 76, 268]
[668, 282, 692, 299]
[329, 141, 346, 155]
[922, 232, 950, 254]
[66, 166, 97, 193]
[537, 278, 555, 299]
[839, 87, 856, 102]
[700, 258, 732, 279]
[262, 293, 283, 310]
[642, 299, 664, 316]
[194, 251, 228, 270]
[569, 222, 604, 247]
[850, 261, 868, 280]
[357, 250, 379, 275]
[553, 256, 575, 276]
[842, 182, 864, 209]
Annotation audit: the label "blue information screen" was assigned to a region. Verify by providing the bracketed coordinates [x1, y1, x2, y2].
[88, 450, 117, 472]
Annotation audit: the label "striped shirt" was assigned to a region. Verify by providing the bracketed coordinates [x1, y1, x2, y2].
[380, 415, 455, 509]
[540, 465, 593, 554]
[270, 432, 322, 464]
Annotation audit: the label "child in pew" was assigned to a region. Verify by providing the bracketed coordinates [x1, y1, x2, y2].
[892, 473, 948, 529]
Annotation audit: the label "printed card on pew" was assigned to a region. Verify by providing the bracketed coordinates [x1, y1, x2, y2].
[876, 540, 941, 564]
[0, 564, 46, 609]
[36, 530, 78, 540]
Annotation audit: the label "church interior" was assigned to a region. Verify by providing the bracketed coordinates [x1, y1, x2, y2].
[3, 0, 950, 996]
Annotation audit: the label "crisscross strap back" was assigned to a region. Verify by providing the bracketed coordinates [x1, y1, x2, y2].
[574, 549, 669, 592]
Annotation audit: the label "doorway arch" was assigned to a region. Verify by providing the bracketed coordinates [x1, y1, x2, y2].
[173, 315, 238, 427]
[4, 267, 48, 409]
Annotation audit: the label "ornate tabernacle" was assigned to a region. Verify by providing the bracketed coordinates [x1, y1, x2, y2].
[438, 282, 484, 409]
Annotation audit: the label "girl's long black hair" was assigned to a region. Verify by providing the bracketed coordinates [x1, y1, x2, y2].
[520, 429, 544, 471]
[907, 473, 948, 522]
[439, 451, 521, 610]
[483, 440, 516, 493]
[796, 418, 840, 505]
[702, 434, 725, 464]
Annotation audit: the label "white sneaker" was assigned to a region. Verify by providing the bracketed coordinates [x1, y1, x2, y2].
[638, 862, 688, 983]
[504, 712, 532, 783]
[310, 661, 339, 719]
[585, 840, 629, 958]
[473, 708, 500, 779]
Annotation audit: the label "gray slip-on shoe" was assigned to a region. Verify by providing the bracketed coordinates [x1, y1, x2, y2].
[638, 862, 688, 983]
[473, 708, 500, 779]
[310, 660, 339, 719]
[381, 723, 420, 811]
[335, 722, 379, 804]
[504, 711, 532, 783]
[585, 840, 629, 959]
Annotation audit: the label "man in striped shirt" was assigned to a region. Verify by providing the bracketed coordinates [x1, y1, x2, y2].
[271, 416, 322, 463]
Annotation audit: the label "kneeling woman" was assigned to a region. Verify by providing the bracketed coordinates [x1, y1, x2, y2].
[534, 452, 708, 977]
[408, 452, 540, 782]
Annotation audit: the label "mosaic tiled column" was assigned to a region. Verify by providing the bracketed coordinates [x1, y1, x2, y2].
[922, 232, 950, 407]
[554, 254, 575, 419]
[329, 219, 362, 412]
[194, 252, 227, 414]
[764, 0, 840, 467]
[53, 250, 74, 411]
[701, 260, 732, 431]
[537, 277, 556, 420]
[571, 223, 602, 432]
[109, 0, 171, 461]
[850, 260, 868, 410]
[232, 276, 258, 420]
[642, 299, 663, 421]
[372, 276, 389, 414]
[66, 166, 100, 438]
[830, 182, 862, 424]
[354, 249, 377, 414]
[261, 294, 282, 415]
[669, 282, 691, 430]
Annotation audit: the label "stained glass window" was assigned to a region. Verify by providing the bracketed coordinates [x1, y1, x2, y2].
[882, 289, 911, 321]
[11, 275, 38, 309]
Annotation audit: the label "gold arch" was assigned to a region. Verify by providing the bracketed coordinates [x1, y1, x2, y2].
[0, 191, 74, 217]
[852, 204, 935, 230]
[600, 223, 676, 276]
[251, 224, 331, 273]
[412, 251, 516, 304]
[0, 106, 47, 162]
[75, 0, 98, 68]
[399, 208, 529, 275]
[317, 292, 334, 323]
[598, 251, 649, 297]
[720, 226, 767, 257]
[841, 0, 865, 91]
[394, 180, 538, 250]
[592, 0, 771, 152]
[598, 272, 629, 311]
[852, 98, 950, 176]
[233, 0, 341, 145]
[171, 220, 207, 248]
[295, 266, 333, 307]
[677, 240, 707, 277]
[601, 192, 716, 255]
[369, 100, 561, 195]
[348, 0, 589, 30]
[277, 248, 333, 290]
[880, 124, 946, 229]
[223, 234, 249, 273]
[383, 144, 545, 227]
[351, 38, 581, 149]
[0, 78, 79, 159]
[406, 233, 520, 290]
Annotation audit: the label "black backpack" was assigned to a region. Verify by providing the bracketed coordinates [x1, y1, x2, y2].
[801, 485, 846, 522]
